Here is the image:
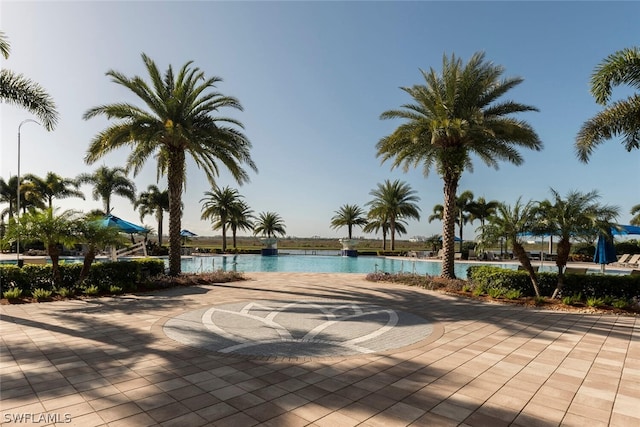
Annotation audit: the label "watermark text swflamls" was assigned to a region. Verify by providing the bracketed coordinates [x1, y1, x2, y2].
[3, 413, 72, 423]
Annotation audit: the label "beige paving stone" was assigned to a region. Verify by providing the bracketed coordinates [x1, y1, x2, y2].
[1, 272, 637, 427]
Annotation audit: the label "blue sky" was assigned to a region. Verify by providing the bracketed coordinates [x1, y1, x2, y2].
[1, 1, 638, 240]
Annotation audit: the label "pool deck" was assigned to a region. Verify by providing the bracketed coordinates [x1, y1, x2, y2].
[1, 272, 639, 426]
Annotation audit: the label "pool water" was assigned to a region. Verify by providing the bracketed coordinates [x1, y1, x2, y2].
[181, 255, 511, 276]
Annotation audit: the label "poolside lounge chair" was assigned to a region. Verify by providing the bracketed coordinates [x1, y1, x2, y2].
[614, 254, 631, 266]
[23, 257, 47, 265]
[454, 252, 462, 260]
[468, 249, 477, 260]
[625, 254, 640, 268]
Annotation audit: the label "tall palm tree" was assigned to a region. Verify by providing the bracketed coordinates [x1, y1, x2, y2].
[576, 47, 640, 162]
[468, 196, 500, 231]
[631, 204, 640, 226]
[200, 186, 242, 253]
[22, 172, 84, 210]
[366, 180, 420, 251]
[135, 185, 169, 246]
[454, 190, 475, 251]
[0, 176, 18, 221]
[83, 54, 257, 276]
[376, 52, 541, 278]
[484, 198, 541, 297]
[331, 204, 368, 239]
[0, 31, 58, 130]
[253, 212, 286, 239]
[228, 200, 254, 250]
[538, 189, 619, 298]
[77, 166, 136, 214]
[429, 191, 476, 251]
[363, 212, 407, 251]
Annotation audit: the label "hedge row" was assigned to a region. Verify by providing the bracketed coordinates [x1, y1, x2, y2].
[467, 265, 640, 299]
[0, 259, 165, 295]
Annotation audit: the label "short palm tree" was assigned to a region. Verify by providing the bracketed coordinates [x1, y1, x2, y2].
[331, 204, 368, 239]
[83, 54, 257, 276]
[5, 208, 77, 283]
[74, 214, 125, 284]
[0, 31, 58, 130]
[22, 172, 84, 210]
[254, 212, 286, 239]
[228, 200, 254, 250]
[200, 186, 242, 252]
[538, 189, 619, 298]
[366, 180, 420, 251]
[135, 185, 169, 246]
[576, 47, 640, 162]
[377, 52, 541, 278]
[631, 204, 640, 226]
[484, 199, 541, 297]
[77, 166, 136, 214]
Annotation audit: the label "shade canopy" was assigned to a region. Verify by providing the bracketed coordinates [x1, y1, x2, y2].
[100, 214, 149, 234]
[180, 229, 198, 237]
[612, 224, 640, 235]
[439, 236, 462, 242]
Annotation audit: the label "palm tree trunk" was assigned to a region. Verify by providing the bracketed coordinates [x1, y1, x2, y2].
[458, 212, 464, 252]
[382, 229, 387, 251]
[442, 176, 458, 279]
[157, 211, 163, 246]
[167, 150, 185, 276]
[390, 216, 396, 251]
[552, 238, 571, 298]
[513, 242, 541, 297]
[221, 223, 227, 253]
[48, 243, 61, 284]
[232, 225, 237, 250]
[78, 245, 96, 284]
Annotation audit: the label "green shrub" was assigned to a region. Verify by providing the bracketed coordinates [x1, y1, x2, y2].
[586, 297, 605, 307]
[534, 296, 546, 306]
[32, 288, 52, 300]
[472, 284, 486, 296]
[57, 287, 73, 298]
[612, 299, 629, 309]
[467, 265, 640, 299]
[3, 287, 22, 299]
[487, 287, 506, 298]
[562, 296, 572, 305]
[109, 285, 123, 294]
[461, 284, 471, 293]
[504, 289, 522, 300]
[83, 285, 99, 295]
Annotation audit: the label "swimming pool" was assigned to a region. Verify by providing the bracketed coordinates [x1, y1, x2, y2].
[182, 255, 506, 276]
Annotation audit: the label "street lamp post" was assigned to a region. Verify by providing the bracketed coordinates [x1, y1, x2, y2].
[16, 119, 41, 267]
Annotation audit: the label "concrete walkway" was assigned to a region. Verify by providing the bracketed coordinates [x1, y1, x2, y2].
[1, 272, 638, 426]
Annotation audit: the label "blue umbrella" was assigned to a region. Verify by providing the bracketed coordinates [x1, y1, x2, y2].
[100, 214, 149, 234]
[612, 224, 640, 235]
[180, 229, 198, 237]
[594, 233, 618, 273]
[439, 236, 462, 242]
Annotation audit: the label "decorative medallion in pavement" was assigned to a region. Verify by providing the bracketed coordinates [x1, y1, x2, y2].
[163, 300, 434, 357]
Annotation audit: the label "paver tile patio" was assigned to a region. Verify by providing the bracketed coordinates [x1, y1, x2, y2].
[1, 272, 638, 426]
